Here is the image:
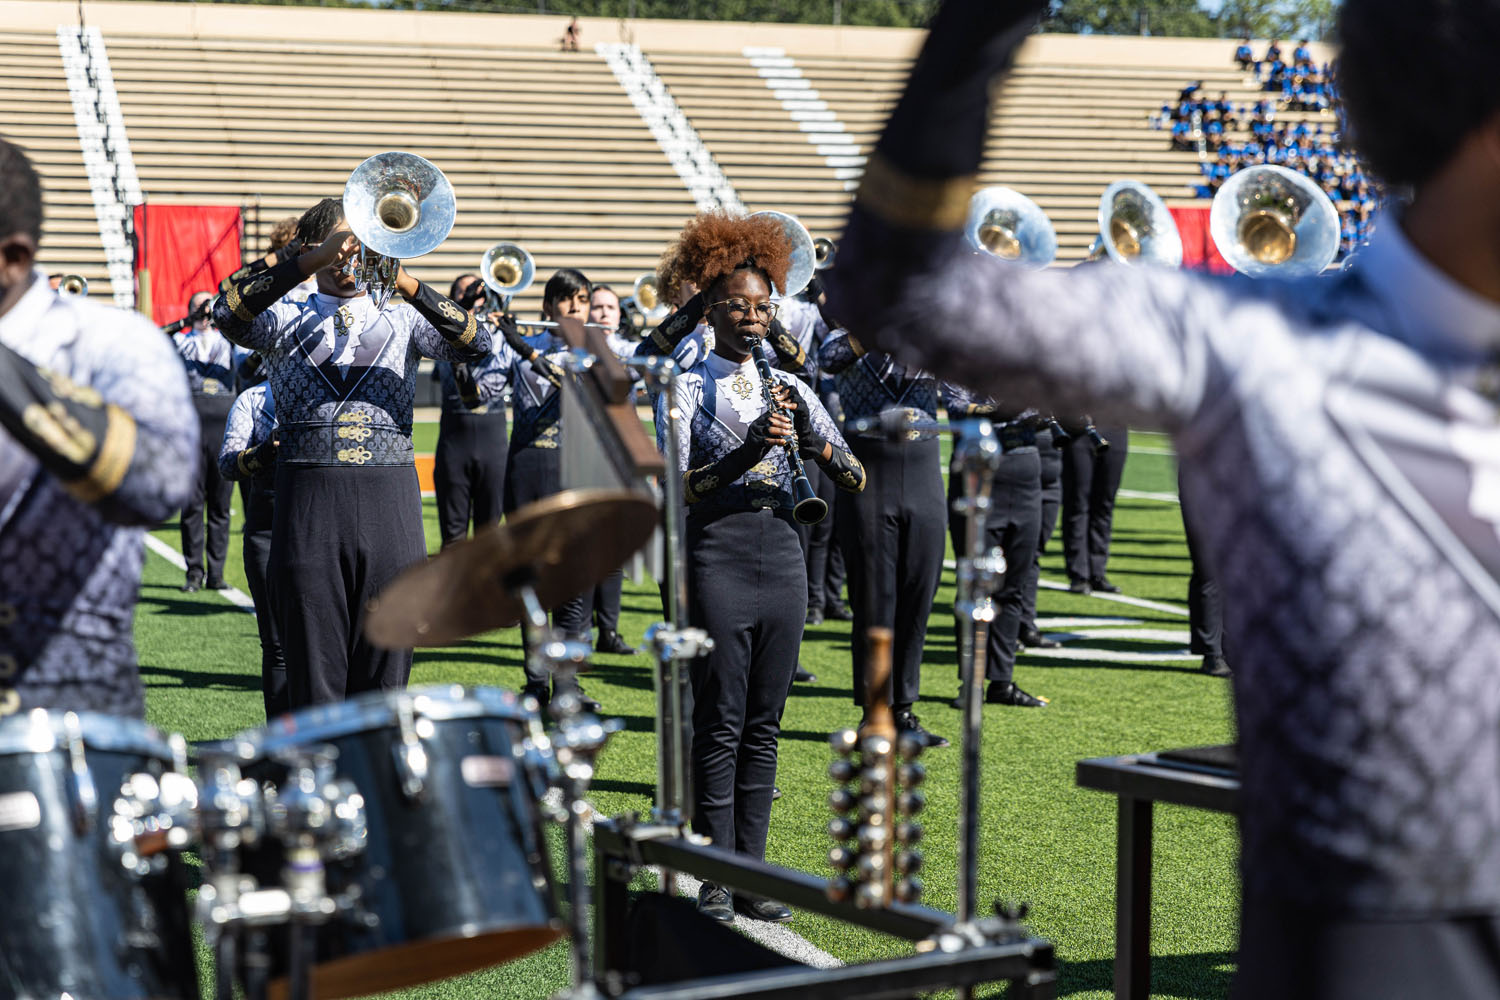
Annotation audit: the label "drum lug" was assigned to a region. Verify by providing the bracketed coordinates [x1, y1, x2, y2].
[393, 698, 429, 801]
[61, 712, 97, 834]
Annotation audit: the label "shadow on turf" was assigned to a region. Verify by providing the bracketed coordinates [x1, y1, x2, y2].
[1057, 951, 1236, 999]
[139, 664, 262, 691]
[138, 588, 244, 618]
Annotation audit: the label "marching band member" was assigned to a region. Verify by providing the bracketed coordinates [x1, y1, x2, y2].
[1018, 420, 1064, 648]
[431, 272, 510, 548]
[1059, 414, 1128, 594]
[213, 196, 490, 707]
[655, 211, 863, 922]
[942, 385, 1048, 707]
[830, 0, 1500, 992]
[817, 328, 948, 749]
[585, 284, 638, 657]
[173, 289, 236, 593]
[216, 376, 286, 717]
[0, 139, 196, 716]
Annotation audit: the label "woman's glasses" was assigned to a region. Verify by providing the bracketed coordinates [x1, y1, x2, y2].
[707, 297, 778, 320]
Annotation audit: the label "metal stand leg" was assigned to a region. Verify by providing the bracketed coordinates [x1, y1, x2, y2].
[1115, 796, 1153, 1000]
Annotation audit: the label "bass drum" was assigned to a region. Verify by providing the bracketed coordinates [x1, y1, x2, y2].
[0, 710, 196, 999]
[241, 685, 563, 999]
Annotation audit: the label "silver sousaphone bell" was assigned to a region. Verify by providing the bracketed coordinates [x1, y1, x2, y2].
[965, 187, 1057, 269]
[1088, 180, 1183, 268]
[480, 241, 536, 309]
[1210, 164, 1340, 278]
[343, 151, 457, 311]
[749, 210, 817, 297]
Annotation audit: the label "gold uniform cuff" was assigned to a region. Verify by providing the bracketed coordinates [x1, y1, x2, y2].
[65, 404, 136, 504]
[855, 152, 976, 231]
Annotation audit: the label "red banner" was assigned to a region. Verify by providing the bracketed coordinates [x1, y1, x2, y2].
[133, 204, 243, 325]
[1169, 205, 1233, 275]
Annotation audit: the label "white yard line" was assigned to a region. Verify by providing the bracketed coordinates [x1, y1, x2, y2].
[1130, 446, 1176, 457]
[1022, 646, 1198, 663]
[1117, 488, 1179, 504]
[1035, 578, 1190, 617]
[142, 534, 257, 613]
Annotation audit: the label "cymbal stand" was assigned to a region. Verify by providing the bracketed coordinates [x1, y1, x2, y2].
[628, 355, 711, 894]
[950, 418, 1005, 1000]
[514, 578, 623, 998]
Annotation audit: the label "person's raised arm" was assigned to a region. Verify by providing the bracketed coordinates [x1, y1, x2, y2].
[215, 228, 354, 352]
[398, 269, 492, 363]
[218, 388, 276, 482]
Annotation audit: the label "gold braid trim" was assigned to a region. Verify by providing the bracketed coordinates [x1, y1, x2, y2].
[849, 335, 866, 358]
[65, 404, 136, 504]
[652, 327, 674, 353]
[448, 312, 478, 349]
[237, 448, 258, 477]
[223, 280, 254, 322]
[855, 152, 975, 232]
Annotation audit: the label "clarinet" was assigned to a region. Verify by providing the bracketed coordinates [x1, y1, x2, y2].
[1083, 415, 1111, 454]
[750, 339, 828, 525]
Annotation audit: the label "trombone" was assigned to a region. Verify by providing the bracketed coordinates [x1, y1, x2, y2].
[1087, 181, 1183, 268]
[342, 151, 456, 311]
[1209, 164, 1340, 278]
[964, 187, 1057, 268]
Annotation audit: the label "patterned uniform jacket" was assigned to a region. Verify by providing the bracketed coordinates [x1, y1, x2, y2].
[215, 290, 488, 467]
[834, 205, 1500, 917]
[818, 330, 940, 441]
[508, 330, 573, 453]
[175, 324, 236, 415]
[0, 270, 196, 717]
[433, 334, 518, 417]
[218, 382, 276, 485]
[656, 351, 861, 511]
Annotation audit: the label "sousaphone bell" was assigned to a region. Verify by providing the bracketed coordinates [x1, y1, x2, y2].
[965, 187, 1057, 269]
[1210, 164, 1339, 278]
[749, 210, 816, 297]
[1089, 180, 1183, 268]
[343, 151, 456, 310]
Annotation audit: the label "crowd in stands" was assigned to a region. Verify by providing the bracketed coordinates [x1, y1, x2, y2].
[1149, 39, 1380, 256]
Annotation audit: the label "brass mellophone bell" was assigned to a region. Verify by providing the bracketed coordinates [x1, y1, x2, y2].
[1210, 164, 1340, 278]
[812, 237, 836, 271]
[480, 241, 536, 308]
[964, 187, 1057, 269]
[342, 151, 456, 310]
[57, 274, 88, 297]
[1087, 180, 1183, 267]
[631, 272, 670, 325]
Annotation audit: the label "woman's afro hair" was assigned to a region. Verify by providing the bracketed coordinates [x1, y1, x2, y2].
[661, 211, 792, 297]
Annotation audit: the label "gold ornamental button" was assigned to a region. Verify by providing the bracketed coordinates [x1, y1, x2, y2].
[0, 604, 15, 627]
[0, 689, 20, 716]
[0, 656, 15, 679]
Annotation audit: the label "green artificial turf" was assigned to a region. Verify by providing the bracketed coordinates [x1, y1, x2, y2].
[136, 428, 1237, 999]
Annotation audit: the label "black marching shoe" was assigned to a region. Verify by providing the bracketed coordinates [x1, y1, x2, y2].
[794, 666, 817, 684]
[181, 576, 202, 593]
[1067, 579, 1092, 595]
[772, 785, 782, 801]
[1019, 626, 1060, 649]
[985, 682, 1048, 707]
[205, 577, 227, 591]
[595, 629, 638, 655]
[567, 683, 602, 714]
[697, 882, 734, 922]
[1199, 655, 1232, 678]
[895, 710, 949, 749]
[522, 683, 551, 714]
[735, 893, 793, 923]
[825, 600, 854, 621]
[805, 605, 824, 626]
[1091, 577, 1122, 594]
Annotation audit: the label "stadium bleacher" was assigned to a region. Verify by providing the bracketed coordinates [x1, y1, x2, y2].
[6, 1, 1309, 308]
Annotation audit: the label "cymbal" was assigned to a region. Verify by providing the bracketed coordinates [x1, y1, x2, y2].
[365, 488, 659, 649]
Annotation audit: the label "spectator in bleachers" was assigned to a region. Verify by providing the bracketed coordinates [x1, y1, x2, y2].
[1293, 39, 1313, 66]
[1235, 37, 1254, 69]
[1263, 38, 1282, 65]
[561, 17, 580, 52]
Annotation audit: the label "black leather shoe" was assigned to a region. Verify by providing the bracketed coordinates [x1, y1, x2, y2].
[735, 894, 793, 923]
[794, 666, 817, 683]
[895, 710, 949, 749]
[1019, 627, 1060, 649]
[595, 629, 637, 655]
[180, 578, 201, 593]
[772, 785, 783, 801]
[946, 688, 964, 710]
[523, 683, 550, 714]
[1091, 577, 1122, 594]
[986, 682, 1048, 707]
[563, 684, 601, 714]
[1199, 655, 1232, 677]
[205, 578, 227, 591]
[825, 601, 854, 621]
[805, 606, 824, 626]
[698, 883, 734, 922]
[1068, 579, 1092, 595]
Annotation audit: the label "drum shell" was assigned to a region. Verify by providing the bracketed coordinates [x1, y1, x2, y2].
[244, 688, 562, 999]
[0, 713, 196, 1000]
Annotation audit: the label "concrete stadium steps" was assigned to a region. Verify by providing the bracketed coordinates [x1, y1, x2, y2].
[101, 34, 696, 314]
[0, 30, 114, 297]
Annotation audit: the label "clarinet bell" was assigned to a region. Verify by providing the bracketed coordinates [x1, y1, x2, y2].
[792, 477, 828, 525]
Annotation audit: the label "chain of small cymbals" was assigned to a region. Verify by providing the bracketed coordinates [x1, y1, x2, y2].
[825, 727, 926, 906]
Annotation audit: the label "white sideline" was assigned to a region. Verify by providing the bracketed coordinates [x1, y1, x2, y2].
[742, 47, 866, 191]
[142, 533, 257, 613]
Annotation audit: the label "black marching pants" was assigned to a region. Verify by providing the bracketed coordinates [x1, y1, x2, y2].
[592, 568, 624, 635]
[798, 461, 844, 611]
[688, 508, 804, 860]
[270, 465, 426, 707]
[1180, 471, 1225, 657]
[838, 436, 945, 710]
[505, 446, 591, 687]
[434, 409, 508, 548]
[243, 529, 288, 718]
[1060, 426, 1129, 585]
[181, 410, 233, 585]
[1021, 429, 1064, 630]
[948, 449, 1042, 688]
